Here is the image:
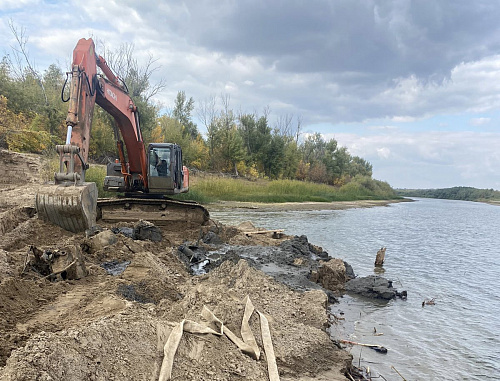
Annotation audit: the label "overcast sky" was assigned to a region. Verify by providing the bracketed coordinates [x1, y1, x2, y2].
[1, 0, 500, 189]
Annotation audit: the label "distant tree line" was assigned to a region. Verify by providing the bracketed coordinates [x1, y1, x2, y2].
[0, 34, 377, 188]
[396, 187, 500, 201]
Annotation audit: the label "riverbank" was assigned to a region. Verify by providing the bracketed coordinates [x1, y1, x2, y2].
[207, 198, 412, 212]
[1, 149, 359, 380]
[1, 149, 410, 380]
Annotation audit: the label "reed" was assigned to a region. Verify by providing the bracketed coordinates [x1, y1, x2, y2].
[177, 176, 398, 203]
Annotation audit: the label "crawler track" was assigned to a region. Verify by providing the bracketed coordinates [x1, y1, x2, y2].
[97, 197, 210, 227]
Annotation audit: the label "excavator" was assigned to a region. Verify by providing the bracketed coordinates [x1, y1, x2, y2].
[35, 38, 209, 233]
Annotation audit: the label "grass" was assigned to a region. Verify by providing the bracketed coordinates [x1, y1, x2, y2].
[174, 176, 399, 204]
[85, 165, 116, 198]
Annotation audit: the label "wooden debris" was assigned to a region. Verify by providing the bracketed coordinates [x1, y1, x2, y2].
[341, 339, 388, 354]
[374, 247, 386, 267]
[243, 229, 284, 235]
[422, 298, 436, 307]
[391, 365, 408, 380]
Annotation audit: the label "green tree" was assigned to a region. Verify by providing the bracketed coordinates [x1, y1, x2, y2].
[173, 91, 198, 139]
[301, 133, 326, 166]
[262, 133, 286, 179]
[238, 113, 272, 173]
[349, 156, 372, 177]
[281, 139, 300, 179]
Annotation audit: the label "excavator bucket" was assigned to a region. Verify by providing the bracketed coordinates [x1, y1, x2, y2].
[36, 182, 98, 233]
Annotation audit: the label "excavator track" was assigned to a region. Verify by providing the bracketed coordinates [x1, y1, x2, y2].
[97, 197, 210, 227]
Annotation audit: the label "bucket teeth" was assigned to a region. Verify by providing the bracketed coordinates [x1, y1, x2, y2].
[36, 182, 98, 233]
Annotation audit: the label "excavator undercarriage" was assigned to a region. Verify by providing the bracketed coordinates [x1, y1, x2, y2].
[97, 197, 209, 227]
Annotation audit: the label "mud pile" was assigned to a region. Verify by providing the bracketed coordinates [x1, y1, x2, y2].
[0, 150, 352, 381]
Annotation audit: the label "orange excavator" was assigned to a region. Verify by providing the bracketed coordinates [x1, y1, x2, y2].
[35, 38, 208, 233]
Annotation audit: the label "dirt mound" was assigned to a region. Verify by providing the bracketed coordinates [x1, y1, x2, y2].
[0, 150, 45, 186]
[0, 150, 352, 380]
[1, 261, 351, 381]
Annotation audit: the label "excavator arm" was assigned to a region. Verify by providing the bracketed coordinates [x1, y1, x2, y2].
[36, 38, 148, 232]
[65, 38, 148, 189]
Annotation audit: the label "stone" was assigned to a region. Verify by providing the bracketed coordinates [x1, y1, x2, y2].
[345, 275, 406, 300]
[133, 220, 162, 242]
[91, 230, 117, 251]
[315, 258, 346, 294]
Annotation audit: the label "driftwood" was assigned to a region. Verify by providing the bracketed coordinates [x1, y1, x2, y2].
[341, 339, 388, 354]
[391, 365, 408, 380]
[243, 229, 284, 235]
[374, 247, 386, 267]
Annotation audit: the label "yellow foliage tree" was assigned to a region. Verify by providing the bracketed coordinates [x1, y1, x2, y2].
[157, 115, 209, 170]
[1, 95, 56, 153]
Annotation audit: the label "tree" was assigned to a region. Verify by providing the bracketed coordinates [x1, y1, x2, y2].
[156, 115, 209, 169]
[331, 146, 351, 183]
[238, 112, 272, 173]
[100, 42, 164, 144]
[173, 91, 198, 139]
[349, 156, 372, 177]
[197, 95, 217, 155]
[262, 132, 286, 179]
[281, 139, 300, 179]
[301, 133, 326, 166]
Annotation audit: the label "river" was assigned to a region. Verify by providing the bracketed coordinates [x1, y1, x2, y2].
[210, 198, 500, 380]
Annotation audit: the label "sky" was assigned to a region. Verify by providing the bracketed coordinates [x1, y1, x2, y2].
[1, 0, 500, 190]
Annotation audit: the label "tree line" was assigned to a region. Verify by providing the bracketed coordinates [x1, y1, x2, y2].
[396, 187, 500, 202]
[0, 39, 375, 187]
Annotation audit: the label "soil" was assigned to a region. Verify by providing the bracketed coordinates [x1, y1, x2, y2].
[207, 199, 410, 212]
[0, 149, 357, 381]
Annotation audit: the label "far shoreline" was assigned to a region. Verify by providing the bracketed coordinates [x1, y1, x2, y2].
[206, 198, 413, 212]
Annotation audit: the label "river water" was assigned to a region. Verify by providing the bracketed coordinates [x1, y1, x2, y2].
[210, 198, 500, 380]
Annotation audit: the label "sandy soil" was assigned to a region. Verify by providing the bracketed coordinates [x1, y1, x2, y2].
[0, 149, 356, 381]
[207, 199, 411, 212]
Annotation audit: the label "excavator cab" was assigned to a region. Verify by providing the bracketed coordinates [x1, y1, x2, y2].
[147, 143, 189, 195]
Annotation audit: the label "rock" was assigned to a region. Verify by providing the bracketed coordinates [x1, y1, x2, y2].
[87, 229, 118, 253]
[111, 227, 134, 239]
[315, 258, 346, 294]
[236, 221, 257, 231]
[343, 261, 356, 280]
[293, 257, 306, 267]
[85, 225, 104, 238]
[28, 245, 87, 280]
[62, 245, 87, 280]
[280, 235, 329, 260]
[345, 275, 406, 300]
[100, 260, 131, 276]
[133, 220, 162, 242]
[202, 231, 223, 245]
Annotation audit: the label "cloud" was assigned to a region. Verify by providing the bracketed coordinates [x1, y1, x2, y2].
[2, 0, 500, 190]
[0, 0, 39, 11]
[328, 131, 500, 189]
[3, 1, 500, 125]
[377, 147, 391, 159]
[367, 125, 399, 131]
[469, 117, 491, 126]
